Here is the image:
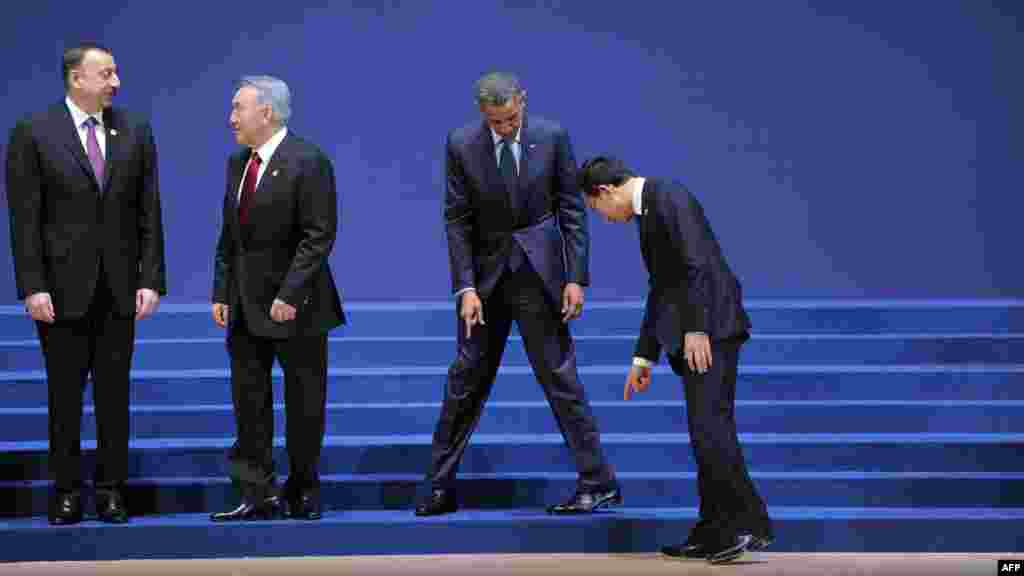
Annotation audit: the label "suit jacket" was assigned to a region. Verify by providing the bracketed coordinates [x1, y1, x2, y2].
[6, 101, 166, 318]
[444, 115, 588, 305]
[635, 179, 750, 362]
[213, 131, 344, 339]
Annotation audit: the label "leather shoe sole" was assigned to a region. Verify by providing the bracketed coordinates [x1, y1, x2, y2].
[97, 511, 129, 524]
[210, 498, 283, 522]
[660, 543, 706, 559]
[48, 514, 82, 526]
[415, 500, 457, 516]
[96, 496, 129, 524]
[288, 503, 323, 520]
[748, 535, 773, 551]
[707, 534, 754, 565]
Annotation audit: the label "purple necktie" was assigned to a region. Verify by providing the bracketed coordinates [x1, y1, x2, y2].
[84, 117, 104, 186]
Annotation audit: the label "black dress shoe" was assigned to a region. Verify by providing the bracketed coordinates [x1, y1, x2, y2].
[287, 492, 322, 520]
[415, 488, 457, 516]
[96, 489, 129, 524]
[547, 486, 622, 515]
[210, 495, 283, 522]
[49, 492, 83, 526]
[660, 537, 708, 559]
[748, 534, 774, 551]
[706, 534, 754, 565]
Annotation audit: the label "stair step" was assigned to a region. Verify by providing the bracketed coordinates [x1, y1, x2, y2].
[1, 401, 1021, 441]
[1, 507, 1022, 560]
[5, 300, 1024, 339]
[4, 333, 1024, 370]
[4, 365, 1022, 406]
[3, 433, 1022, 481]
[4, 471, 1023, 518]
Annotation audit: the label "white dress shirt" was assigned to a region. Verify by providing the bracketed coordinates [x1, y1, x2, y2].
[237, 127, 288, 202]
[631, 177, 646, 216]
[65, 97, 106, 158]
[490, 126, 521, 173]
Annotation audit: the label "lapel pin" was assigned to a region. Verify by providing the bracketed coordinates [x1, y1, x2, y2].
[529, 143, 536, 149]
[272, 169, 279, 177]
[109, 129, 118, 136]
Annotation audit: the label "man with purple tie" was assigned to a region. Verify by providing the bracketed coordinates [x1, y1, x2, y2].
[6, 42, 166, 525]
[416, 72, 619, 516]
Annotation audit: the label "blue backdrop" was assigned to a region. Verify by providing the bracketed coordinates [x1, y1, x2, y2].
[1, 0, 1021, 302]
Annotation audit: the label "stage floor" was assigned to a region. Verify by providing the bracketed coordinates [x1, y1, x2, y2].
[0, 553, 1016, 575]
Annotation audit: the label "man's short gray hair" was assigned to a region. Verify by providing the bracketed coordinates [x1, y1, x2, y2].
[238, 75, 291, 125]
[474, 72, 523, 106]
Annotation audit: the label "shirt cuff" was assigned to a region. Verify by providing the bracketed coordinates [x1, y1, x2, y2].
[632, 356, 653, 368]
[454, 287, 476, 298]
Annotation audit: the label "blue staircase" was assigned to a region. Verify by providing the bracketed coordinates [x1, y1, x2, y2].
[1, 300, 1022, 560]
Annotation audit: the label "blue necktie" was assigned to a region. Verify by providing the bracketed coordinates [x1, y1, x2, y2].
[500, 138, 526, 272]
[499, 138, 518, 210]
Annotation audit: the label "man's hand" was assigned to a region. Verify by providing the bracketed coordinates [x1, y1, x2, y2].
[624, 364, 652, 400]
[26, 292, 55, 324]
[270, 298, 297, 323]
[135, 288, 160, 321]
[212, 303, 230, 327]
[684, 332, 713, 374]
[561, 282, 584, 323]
[460, 290, 485, 338]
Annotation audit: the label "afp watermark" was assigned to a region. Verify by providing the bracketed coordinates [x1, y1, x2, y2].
[999, 560, 1023, 574]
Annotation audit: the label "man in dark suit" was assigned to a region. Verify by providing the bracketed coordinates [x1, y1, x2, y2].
[6, 42, 166, 525]
[416, 73, 619, 516]
[577, 157, 772, 564]
[210, 76, 344, 522]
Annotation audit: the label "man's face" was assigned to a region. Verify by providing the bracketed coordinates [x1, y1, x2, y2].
[586, 185, 634, 224]
[69, 49, 119, 113]
[229, 86, 270, 147]
[480, 94, 523, 138]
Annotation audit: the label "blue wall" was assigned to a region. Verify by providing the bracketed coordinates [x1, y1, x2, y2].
[1, 1, 1021, 302]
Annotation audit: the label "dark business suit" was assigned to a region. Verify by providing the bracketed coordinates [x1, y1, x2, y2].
[212, 131, 344, 500]
[429, 115, 614, 491]
[6, 101, 165, 493]
[635, 178, 771, 545]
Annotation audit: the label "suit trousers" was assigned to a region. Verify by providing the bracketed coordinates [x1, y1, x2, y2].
[669, 338, 772, 545]
[226, 303, 328, 498]
[36, 260, 134, 493]
[427, 261, 615, 491]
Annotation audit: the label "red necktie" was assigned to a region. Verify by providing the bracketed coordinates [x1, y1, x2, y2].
[238, 151, 262, 225]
